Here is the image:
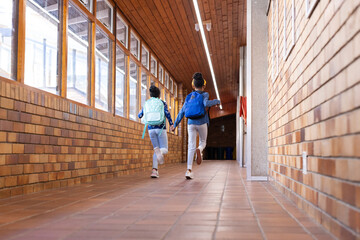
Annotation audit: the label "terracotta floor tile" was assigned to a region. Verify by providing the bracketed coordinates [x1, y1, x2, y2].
[0, 161, 334, 240]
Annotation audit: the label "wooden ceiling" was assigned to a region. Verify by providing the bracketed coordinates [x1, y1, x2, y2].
[115, 0, 246, 105]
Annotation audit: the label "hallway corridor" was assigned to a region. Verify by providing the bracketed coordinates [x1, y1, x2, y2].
[0, 161, 333, 240]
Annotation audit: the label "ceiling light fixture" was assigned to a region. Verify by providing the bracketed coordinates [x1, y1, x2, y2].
[192, 0, 222, 109]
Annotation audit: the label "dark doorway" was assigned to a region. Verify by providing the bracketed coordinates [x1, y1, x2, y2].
[205, 114, 236, 160]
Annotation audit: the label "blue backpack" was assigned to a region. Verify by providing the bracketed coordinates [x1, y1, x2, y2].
[185, 91, 205, 119]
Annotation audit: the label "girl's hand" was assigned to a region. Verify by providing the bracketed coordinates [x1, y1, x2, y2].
[170, 125, 175, 132]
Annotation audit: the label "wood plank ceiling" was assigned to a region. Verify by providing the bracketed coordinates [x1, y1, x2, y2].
[115, 0, 246, 105]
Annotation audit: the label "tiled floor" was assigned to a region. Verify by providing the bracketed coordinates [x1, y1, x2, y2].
[0, 161, 334, 240]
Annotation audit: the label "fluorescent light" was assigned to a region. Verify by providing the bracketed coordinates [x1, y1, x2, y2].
[192, 0, 223, 110]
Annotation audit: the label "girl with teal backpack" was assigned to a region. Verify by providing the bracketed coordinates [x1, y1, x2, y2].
[138, 85, 174, 178]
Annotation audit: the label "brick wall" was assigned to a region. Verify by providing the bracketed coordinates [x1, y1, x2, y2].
[267, 0, 360, 239]
[0, 78, 184, 198]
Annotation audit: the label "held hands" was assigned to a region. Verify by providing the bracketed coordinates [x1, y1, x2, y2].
[170, 125, 175, 132]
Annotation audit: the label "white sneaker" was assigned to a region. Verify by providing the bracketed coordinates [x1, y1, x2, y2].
[154, 147, 164, 164]
[151, 169, 159, 178]
[185, 170, 194, 179]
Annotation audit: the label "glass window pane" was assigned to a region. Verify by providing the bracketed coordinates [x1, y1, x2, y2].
[67, 3, 89, 104]
[141, 71, 148, 109]
[129, 59, 138, 120]
[95, 28, 110, 111]
[150, 77, 157, 87]
[78, 0, 92, 12]
[170, 78, 173, 93]
[159, 85, 163, 100]
[165, 72, 169, 89]
[0, 0, 16, 80]
[141, 46, 149, 69]
[158, 65, 163, 84]
[163, 90, 167, 103]
[115, 46, 126, 117]
[25, 0, 59, 95]
[130, 32, 139, 59]
[116, 13, 128, 48]
[96, 0, 112, 32]
[150, 56, 157, 77]
[140, 71, 148, 124]
[174, 83, 178, 98]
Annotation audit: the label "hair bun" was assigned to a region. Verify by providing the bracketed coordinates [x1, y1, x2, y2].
[192, 72, 203, 81]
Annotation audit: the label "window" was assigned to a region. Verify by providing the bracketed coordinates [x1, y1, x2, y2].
[306, 0, 319, 18]
[115, 46, 126, 117]
[170, 78, 173, 93]
[130, 31, 139, 59]
[116, 13, 128, 48]
[158, 65, 164, 84]
[162, 88, 167, 102]
[24, 0, 59, 94]
[159, 85, 163, 100]
[150, 55, 157, 77]
[0, 0, 16, 80]
[283, 0, 295, 60]
[174, 83, 178, 98]
[140, 71, 148, 123]
[129, 59, 138, 120]
[140, 71, 148, 109]
[95, 28, 111, 111]
[67, 2, 90, 104]
[165, 72, 169, 89]
[96, 0, 113, 32]
[150, 77, 157, 87]
[141, 45, 149, 69]
[78, 0, 92, 12]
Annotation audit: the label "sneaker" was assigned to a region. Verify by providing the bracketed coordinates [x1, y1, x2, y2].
[185, 170, 194, 179]
[154, 147, 164, 164]
[151, 169, 159, 178]
[196, 148, 202, 165]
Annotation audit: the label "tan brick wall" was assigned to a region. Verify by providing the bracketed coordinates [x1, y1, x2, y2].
[267, 0, 360, 239]
[0, 78, 184, 198]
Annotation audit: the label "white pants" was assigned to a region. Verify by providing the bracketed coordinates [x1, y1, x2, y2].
[187, 123, 208, 170]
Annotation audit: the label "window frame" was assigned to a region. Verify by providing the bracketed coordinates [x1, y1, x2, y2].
[24, 0, 61, 95]
[116, 11, 128, 48]
[158, 64, 164, 84]
[66, 1, 92, 105]
[95, 0, 114, 32]
[115, 44, 127, 117]
[150, 55, 157, 77]
[165, 71, 169, 89]
[141, 44, 150, 69]
[130, 31, 140, 60]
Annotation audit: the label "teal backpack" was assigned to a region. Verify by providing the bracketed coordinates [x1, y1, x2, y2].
[142, 97, 165, 139]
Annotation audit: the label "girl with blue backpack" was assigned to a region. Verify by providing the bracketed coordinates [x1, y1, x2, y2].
[171, 72, 220, 179]
[138, 85, 174, 178]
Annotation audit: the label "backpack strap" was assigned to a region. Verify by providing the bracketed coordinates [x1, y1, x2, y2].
[142, 123, 148, 139]
[158, 120, 165, 137]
